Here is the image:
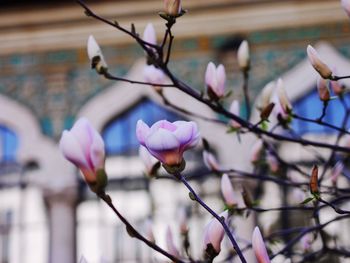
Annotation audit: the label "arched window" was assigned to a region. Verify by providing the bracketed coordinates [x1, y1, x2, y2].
[102, 98, 182, 156]
[0, 125, 19, 164]
[292, 89, 350, 135]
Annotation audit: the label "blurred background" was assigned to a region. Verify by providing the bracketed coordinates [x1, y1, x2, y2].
[0, 0, 350, 262]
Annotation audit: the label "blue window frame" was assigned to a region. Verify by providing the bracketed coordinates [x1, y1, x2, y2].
[102, 98, 184, 156]
[0, 126, 18, 163]
[292, 89, 350, 135]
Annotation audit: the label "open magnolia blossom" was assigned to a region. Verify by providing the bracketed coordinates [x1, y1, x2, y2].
[87, 35, 108, 73]
[59, 117, 106, 192]
[252, 226, 271, 263]
[205, 62, 226, 99]
[237, 40, 250, 72]
[164, 0, 182, 16]
[307, 45, 333, 79]
[203, 211, 228, 255]
[221, 174, 237, 206]
[136, 119, 200, 167]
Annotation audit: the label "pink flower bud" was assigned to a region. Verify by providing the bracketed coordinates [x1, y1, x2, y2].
[237, 40, 250, 71]
[59, 118, 106, 190]
[203, 211, 228, 254]
[221, 174, 236, 206]
[164, 0, 182, 16]
[276, 78, 292, 113]
[203, 150, 221, 171]
[143, 23, 157, 46]
[330, 161, 344, 186]
[252, 226, 270, 263]
[139, 146, 158, 175]
[136, 120, 200, 166]
[307, 45, 333, 79]
[341, 0, 350, 17]
[166, 226, 180, 258]
[259, 82, 275, 110]
[229, 100, 241, 129]
[205, 62, 226, 99]
[250, 139, 263, 164]
[317, 77, 330, 101]
[87, 35, 108, 73]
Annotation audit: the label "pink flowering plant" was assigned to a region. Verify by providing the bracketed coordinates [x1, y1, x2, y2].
[57, 0, 350, 262]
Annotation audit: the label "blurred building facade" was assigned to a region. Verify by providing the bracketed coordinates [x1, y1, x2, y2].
[0, 0, 350, 262]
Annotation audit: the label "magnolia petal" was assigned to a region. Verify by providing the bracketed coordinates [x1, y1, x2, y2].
[150, 120, 177, 133]
[205, 62, 216, 88]
[252, 227, 271, 263]
[173, 121, 198, 147]
[59, 131, 89, 168]
[70, 118, 94, 157]
[221, 174, 236, 206]
[203, 151, 220, 171]
[145, 128, 180, 151]
[90, 130, 105, 170]
[166, 226, 180, 258]
[215, 64, 226, 97]
[203, 211, 228, 253]
[136, 120, 151, 146]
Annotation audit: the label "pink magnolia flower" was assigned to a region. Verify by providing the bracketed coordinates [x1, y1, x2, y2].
[307, 45, 333, 79]
[59, 118, 105, 189]
[203, 150, 221, 171]
[221, 174, 237, 206]
[164, 0, 182, 16]
[166, 226, 181, 258]
[229, 100, 241, 129]
[136, 120, 200, 166]
[252, 226, 271, 263]
[203, 211, 228, 254]
[205, 62, 226, 99]
[341, 0, 350, 17]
